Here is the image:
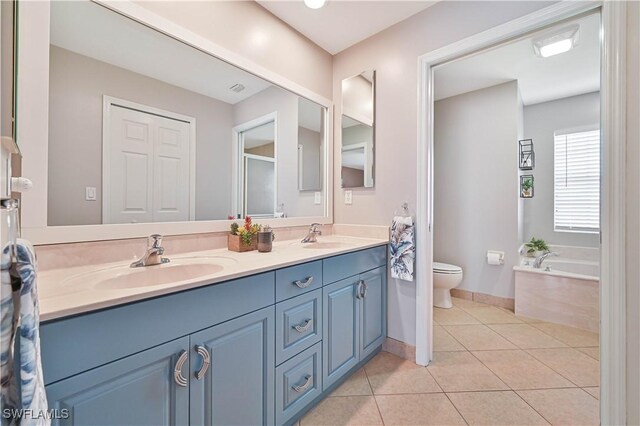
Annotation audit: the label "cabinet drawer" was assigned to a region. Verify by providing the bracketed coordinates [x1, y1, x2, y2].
[275, 342, 322, 425]
[276, 289, 322, 365]
[276, 260, 323, 302]
[322, 246, 387, 285]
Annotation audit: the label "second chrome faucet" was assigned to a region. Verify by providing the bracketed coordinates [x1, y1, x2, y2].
[131, 234, 170, 268]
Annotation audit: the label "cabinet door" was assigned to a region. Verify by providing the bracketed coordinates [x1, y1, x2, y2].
[359, 267, 387, 360]
[322, 277, 359, 390]
[190, 307, 275, 426]
[46, 337, 189, 426]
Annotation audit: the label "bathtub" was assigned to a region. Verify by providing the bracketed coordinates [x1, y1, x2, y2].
[513, 246, 600, 332]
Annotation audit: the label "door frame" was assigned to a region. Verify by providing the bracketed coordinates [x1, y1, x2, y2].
[102, 95, 197, 223]
[415, 2, 626, 424]
[232, 111, 278, 219]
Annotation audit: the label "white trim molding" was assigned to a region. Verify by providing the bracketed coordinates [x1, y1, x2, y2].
[600, 2, 627, 424]
[417, 2, 627, 423]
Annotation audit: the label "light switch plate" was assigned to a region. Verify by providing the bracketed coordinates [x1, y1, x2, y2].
[314, 192, 321, 205]
[344, 190, 353, 205]
[85, 186, 97, 201]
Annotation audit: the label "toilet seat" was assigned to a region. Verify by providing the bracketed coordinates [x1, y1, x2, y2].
[433, 262, 462, 274]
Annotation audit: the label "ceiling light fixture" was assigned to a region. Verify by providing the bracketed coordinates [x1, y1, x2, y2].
[304, 0, 326, 10]
[533, 24, 580, 58]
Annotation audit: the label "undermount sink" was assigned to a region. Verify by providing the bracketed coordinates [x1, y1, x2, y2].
[59, 256, 237, 291]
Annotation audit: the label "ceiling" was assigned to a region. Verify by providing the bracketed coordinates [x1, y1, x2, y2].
[257, 1, 437, 54]
[434, 12, 600, 106]
[51, 1, 271, 105]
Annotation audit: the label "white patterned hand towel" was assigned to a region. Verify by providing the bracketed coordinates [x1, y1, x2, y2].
[390, 216, 415, 281]
[1, 239, 49, 425]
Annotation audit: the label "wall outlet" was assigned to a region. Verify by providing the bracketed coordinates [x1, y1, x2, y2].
[85, 186, 97, 201]
[344, 190, 353, 205]
[314, 192, 321, 205]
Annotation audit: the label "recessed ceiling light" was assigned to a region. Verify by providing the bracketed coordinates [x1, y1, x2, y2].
[533, 24, 580, 58]
[304, 0, 326, 10]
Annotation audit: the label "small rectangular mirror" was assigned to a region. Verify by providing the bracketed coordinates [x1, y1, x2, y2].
[341, 70, 375, 188]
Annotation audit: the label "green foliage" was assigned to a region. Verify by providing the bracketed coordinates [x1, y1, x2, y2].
[230, 222, 239, 235]
[522, 177, 533, 191]
[525, 237, 549, 254]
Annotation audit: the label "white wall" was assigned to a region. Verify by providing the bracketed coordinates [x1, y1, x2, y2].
[298, 126, 321, 190]
[134, 0, 333, 100]
[523, 92, 601, 248]
[434, 81, 521, 299]
[48, 46, 234, 225]
[332, 1, 554, 346]
[233, 86, 323, 218]
[342, 74, 373, 125]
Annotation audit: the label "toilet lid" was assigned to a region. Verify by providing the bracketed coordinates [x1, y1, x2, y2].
[433, 262, 462, 274]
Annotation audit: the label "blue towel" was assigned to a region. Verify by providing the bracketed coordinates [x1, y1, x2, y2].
[1, 239, 48, 425]
[390, 216, 415, 281]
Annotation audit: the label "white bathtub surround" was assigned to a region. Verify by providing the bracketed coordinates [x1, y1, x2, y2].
[36, 234, 388, 321]
[514, 268, 599, 332]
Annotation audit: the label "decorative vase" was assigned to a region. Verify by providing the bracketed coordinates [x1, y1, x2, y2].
[228, 234, 257, 252]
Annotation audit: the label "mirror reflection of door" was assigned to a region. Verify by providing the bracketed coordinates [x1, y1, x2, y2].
[341, 116, 373, 188]
[238, 120, 276, 218]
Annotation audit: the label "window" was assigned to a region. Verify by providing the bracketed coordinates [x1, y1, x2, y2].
[554, 128, 600, 233]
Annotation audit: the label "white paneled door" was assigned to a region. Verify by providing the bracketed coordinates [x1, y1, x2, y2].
[104, 103, 193, 224]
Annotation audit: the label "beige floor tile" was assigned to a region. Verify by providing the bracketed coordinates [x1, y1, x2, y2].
[531, 322, 600, 347]
[464, 306, 523, 324]
[427, 351, 508, 392]
[583, 387, 600, 399]
[489, 324, 567, 349]
[434, 326, 466, 351]
[517, 388, 600, 425]
[447, 391, 549, 425]
[363, 351, 441, 394]
[330, 369, 372, 397]
[452, 297, 488, 309]
[300, 396, 383, 426]
[434, 306, 481, 325]
[472, 349, 575, 390]
[444, 325, 517, 351]
[527, 348, 600, 387]
[576, 347, 600, 360]
[375, 393, 466, 425]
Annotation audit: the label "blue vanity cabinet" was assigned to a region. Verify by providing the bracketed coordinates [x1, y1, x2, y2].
[45, 337, 190, 426]
[189, 306, 275, 426]
[322, 277, 360, 390]
[359, 266, 387, 360]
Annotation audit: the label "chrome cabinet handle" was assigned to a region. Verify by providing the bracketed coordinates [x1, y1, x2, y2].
[293, 319, 313, 333]
[292, 375, 313, 393]
[293, 276, 314, 288]
[361, 281, 368, 298]
[355, 281, 363, 299]
[195, 345, 211, 380]
[174, 350, 188, 387]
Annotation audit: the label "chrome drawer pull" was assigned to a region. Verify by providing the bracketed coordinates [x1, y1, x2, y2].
[355, 281, 363, 299]
[174, 350, 188, 387]
[292, 375, 313, 393]
[361, 281, 368, 298]
[293, 319, 313, 333]
[195, 345, 211, 380]
[293, 276, 314, 288]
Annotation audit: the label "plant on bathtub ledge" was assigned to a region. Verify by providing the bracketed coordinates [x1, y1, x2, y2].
[524, 237, 550, 258]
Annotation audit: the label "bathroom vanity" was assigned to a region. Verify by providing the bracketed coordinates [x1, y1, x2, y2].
[38, 238, 387, 425]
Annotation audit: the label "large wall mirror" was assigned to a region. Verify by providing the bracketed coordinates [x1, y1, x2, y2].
[341, 70, 375, 188]
[46, 1, 327, 227]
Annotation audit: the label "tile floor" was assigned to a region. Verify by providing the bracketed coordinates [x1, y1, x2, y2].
[301, 297, 600, 425]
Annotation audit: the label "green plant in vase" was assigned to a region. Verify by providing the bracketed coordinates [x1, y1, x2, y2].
[524, 237, 550, 256]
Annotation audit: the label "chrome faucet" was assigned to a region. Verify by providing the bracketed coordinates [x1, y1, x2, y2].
[533, 251, 558, 269]
[130, 234, 170, 268]
[301, 223, 322, 243]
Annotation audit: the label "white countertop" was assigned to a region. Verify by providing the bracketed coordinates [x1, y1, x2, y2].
[38, 235, 388, 322]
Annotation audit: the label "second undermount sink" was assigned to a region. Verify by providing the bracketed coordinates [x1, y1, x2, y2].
[60, 256, 238, 292]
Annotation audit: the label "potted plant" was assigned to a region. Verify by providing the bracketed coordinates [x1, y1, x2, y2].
[524, 237, 549, 257]
[521, 176, 534, 198]
[228, 216, 261, 252]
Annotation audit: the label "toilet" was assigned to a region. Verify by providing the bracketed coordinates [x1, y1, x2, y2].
[433, 262, 463, 309]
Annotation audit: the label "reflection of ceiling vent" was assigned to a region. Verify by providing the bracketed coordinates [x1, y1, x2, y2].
[229, 83, 245, 93]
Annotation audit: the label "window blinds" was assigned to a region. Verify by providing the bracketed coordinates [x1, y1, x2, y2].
[553, 129, 600, 233]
